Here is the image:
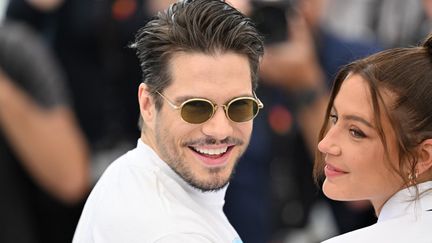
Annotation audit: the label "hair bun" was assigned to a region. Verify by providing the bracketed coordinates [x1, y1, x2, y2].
[422, 33, 432, 57]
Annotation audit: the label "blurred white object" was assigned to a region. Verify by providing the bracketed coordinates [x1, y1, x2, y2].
[282, 201, 339, 243]
[322, 0, 425, 47]
[0, 0, 9, 24]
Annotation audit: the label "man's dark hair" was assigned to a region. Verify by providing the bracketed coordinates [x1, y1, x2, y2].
[131, 0, 264, 112]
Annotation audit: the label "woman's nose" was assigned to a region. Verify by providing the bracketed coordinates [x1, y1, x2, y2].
[317, 130, 341, 156]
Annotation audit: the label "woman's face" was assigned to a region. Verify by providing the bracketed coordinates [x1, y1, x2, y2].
[317, 74, 404, 213]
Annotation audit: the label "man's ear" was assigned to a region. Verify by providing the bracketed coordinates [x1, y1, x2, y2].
[138, 83, 155, 125]
[416, 139, 432, 175]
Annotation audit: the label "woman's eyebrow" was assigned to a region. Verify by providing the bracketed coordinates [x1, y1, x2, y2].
[342, 114, 374, 128]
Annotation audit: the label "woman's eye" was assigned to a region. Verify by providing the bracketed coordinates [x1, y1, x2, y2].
[329, 114, 338, 124]
[349, 128, 366, 138]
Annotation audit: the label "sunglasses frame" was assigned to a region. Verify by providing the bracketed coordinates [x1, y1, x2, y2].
[156, 91, 264, 124]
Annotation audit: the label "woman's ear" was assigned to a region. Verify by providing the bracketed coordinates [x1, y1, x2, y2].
[416, 139, 432, 175]
[138, 83, 155, 126]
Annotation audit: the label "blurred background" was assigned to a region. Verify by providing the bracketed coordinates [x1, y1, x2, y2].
[0, 0, 431, 242]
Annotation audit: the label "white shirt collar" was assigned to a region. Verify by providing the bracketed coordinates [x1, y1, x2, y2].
[378, 181, 432, 222]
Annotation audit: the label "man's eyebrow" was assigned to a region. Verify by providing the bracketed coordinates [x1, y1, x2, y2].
[174, 93, 254, 104]
[175, 95, 200, 103]
[342, 115, 374, 128]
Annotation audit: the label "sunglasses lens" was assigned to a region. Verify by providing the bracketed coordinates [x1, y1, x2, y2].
[228, 98, 259, 122]
[181, 100, 214, 124]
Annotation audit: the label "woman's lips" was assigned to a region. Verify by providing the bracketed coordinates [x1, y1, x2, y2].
[324, 163, 348, 178]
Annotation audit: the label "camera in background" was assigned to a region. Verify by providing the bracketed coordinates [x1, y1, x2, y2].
[250, 0, 297, 45]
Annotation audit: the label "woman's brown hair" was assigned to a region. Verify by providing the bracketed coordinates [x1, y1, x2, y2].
[314, 34, 432, 192]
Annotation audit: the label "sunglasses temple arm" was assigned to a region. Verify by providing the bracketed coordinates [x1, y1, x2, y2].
[253, 92, 264, 109]
[156, 91, 181, 110]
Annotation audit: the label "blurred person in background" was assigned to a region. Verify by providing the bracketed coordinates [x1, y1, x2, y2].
[0, 21, 90, 243]
[322, 0, 432, 48]
[73, 0, 264, 242]
[226, 0, 380, 242]
[6, 0, 151, 180]
[315, 33, 432, 243]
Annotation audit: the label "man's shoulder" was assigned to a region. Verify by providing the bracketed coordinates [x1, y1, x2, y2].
[83, 147, 193, 220]
[74, 149, 178, 241]
[90, 148, 167, 204]
[96, 145, 162, 185]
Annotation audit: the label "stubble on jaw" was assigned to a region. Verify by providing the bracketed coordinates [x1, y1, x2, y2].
[157, 136, 245, 192]
[156, 134, 250, 191]
[153, 111, 252, 191]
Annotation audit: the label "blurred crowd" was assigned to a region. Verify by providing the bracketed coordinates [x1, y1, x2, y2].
[0, 0, 431, 242]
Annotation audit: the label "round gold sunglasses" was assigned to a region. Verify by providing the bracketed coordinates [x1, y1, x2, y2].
[156, 91, 264, 124]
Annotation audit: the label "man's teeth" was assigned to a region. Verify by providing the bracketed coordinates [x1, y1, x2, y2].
[194, 147, 228, 155]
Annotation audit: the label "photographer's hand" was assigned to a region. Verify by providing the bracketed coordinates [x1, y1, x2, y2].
[226, 0, 252, 16]
[259, 13, 328, 155]
[260, 14, 324, 91]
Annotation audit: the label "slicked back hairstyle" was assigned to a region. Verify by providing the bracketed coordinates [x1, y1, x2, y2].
[131, 0, 264, 112]
[314, 34, 432, 196]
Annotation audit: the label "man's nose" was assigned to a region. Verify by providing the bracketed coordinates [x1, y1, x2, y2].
[201, 107, 233, 140]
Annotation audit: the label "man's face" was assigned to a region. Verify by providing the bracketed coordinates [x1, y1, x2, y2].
[141, 51, 254, 191]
